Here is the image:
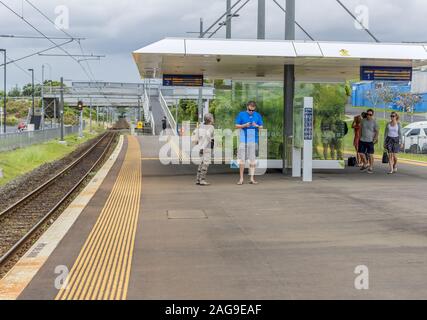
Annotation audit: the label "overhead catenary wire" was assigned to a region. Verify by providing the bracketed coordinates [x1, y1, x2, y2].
[208, 0, 251, 39]
[10, 0, 113, 105]
[201, 0, 244, 38]
[24, 0, 114, 105]
[335, 0, 380, 43]
[0, 39, 74, 67]
[0, 34, 85, 40]
[0, 0, 95, 81]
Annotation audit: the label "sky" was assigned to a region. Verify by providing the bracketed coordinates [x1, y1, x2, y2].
[0, 0, 426, 90]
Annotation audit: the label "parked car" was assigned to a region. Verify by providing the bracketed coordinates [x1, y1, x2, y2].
[402, 122, 427, 154]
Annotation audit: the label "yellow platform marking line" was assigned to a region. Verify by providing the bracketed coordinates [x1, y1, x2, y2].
[55, 136, 141, 300]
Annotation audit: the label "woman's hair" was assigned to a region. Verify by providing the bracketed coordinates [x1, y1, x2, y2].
[354, 115, 362, 125]
[204, 113, 214, 125]
[391, 111, 400, 121]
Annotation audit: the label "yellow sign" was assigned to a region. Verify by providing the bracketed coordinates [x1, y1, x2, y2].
[137, 121, 143, 129]
[339, 49, 350, 57]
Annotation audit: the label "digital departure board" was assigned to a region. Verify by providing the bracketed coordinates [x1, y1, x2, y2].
[360, 66, 412, 82]
[163, 74, 204, 87]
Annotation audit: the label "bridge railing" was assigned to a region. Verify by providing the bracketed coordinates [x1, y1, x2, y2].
[142, 89, 151, 121]
[159, 90, 177, 136]
[0, 125, 80, 152]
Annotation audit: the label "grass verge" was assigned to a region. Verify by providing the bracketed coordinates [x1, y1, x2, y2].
[0, 128, 105, 187]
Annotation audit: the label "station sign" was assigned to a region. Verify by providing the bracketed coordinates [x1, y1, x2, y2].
[163, 74, 204, 87]
[360, 66, 413, 82]
[303, 107, 313, 141]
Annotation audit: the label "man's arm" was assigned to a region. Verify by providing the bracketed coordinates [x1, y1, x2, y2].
[235, 114, 250, 129]
[373, 121, 379, 142]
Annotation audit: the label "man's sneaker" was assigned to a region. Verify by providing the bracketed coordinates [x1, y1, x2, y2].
[360, 165, 368, 171]
[394, 167, 398, 173]
[199, 181, 211, 186]
[367, 168, 374, 174]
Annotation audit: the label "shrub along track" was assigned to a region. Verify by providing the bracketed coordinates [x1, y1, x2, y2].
[0, 131, 118, 278]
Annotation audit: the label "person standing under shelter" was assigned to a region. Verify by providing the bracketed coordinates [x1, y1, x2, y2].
[384, 112, 403, 175]
[194, 113, 215, 186]
[358, 109, 379, 174]
[352, 115, 362, 166]
[235, 101, 264, 185]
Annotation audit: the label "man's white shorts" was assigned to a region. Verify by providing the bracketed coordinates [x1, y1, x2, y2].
[238, 142, 257, 163]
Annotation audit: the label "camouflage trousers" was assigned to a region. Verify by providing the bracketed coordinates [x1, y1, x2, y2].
[196, 149, 211, 182]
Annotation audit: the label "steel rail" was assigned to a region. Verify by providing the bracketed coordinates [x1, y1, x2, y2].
[0, 132, 117, 267]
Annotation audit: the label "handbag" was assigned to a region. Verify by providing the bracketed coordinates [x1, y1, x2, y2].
[382, 151, 389, 164]
[348, 157, 357, 167]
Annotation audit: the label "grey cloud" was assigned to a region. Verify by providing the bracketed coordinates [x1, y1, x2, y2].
[1, 0, 427, 88]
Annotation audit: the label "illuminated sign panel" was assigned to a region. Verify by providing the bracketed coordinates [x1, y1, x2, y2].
[163, 74, 204, 87]
[360, 66, 412, 82]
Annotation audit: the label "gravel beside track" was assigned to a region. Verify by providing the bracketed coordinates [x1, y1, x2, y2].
[0, 132, 118, 277]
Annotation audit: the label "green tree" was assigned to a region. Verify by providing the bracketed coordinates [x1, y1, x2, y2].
[8, 85, 21, 97]
[22, 83, 42, 97]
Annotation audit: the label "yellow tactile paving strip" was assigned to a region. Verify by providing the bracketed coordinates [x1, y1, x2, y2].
[55, 136, 141, 300]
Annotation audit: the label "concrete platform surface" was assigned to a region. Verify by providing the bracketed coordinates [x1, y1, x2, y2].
[10, 135, 427, 299]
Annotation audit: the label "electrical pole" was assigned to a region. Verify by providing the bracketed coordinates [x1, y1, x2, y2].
[59, 77, 65, 142]
[257, 0, 266, 39]
[28, 68, 35, 127]
[0, 49, 6, 134]
[283, 0, 296, 174]
[226, 0, 232, 39]
[89, 97, 92, 133]
[41, 64, 45, 130]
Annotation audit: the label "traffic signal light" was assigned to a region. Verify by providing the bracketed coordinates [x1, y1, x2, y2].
[77, 101, 84, 112]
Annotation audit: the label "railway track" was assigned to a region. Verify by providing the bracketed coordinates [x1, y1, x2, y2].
[0, 131, 117, 271]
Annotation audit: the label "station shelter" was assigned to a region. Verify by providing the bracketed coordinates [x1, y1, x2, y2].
[132, 38, 427, 180]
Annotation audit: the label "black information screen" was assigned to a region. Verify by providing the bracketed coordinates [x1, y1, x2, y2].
[360, 66, 412, 82]
[163, 74, 204, 87]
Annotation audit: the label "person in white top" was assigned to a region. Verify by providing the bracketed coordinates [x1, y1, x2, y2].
[384, 112, 403, 174]
[193, 113, 215, 186]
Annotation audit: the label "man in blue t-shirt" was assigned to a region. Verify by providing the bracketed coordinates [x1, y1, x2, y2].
[235, 101, 264, 185]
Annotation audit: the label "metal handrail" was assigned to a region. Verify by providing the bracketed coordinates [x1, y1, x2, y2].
[150, 112, 156, 135]
[159, 90, 177, 135]
[143, 89, 151, 121]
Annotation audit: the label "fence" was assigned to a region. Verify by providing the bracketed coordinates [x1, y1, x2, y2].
[0, 125, 80, 152]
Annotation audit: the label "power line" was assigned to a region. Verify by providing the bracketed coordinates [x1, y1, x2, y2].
[0, 0, 92, 79]
[201, 0, 244, 38]
[0, 34, 85, 40]
[5, 54, 41, 82]
[272, 0, 315, 41]
[208, 0, 251, 39]
[24, 0, 76, 40]
[2, 0, 112, 105]
[335, 0, 380, 43]
[24, 0, 113, 105]
[0, 39, 74, 67]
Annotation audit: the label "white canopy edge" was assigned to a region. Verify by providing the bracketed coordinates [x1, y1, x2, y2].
[132, 38, 427, 82]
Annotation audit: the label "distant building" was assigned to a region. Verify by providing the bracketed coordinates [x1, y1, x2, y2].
[352, 71, 427, 112]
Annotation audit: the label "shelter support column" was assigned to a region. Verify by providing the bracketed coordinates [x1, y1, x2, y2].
[283, 64, 295, 175]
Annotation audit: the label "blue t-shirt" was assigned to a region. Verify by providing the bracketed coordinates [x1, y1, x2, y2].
[235, 111, 264, 143]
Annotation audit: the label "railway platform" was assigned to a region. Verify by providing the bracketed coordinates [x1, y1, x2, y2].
[1, 135, 427, 300]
